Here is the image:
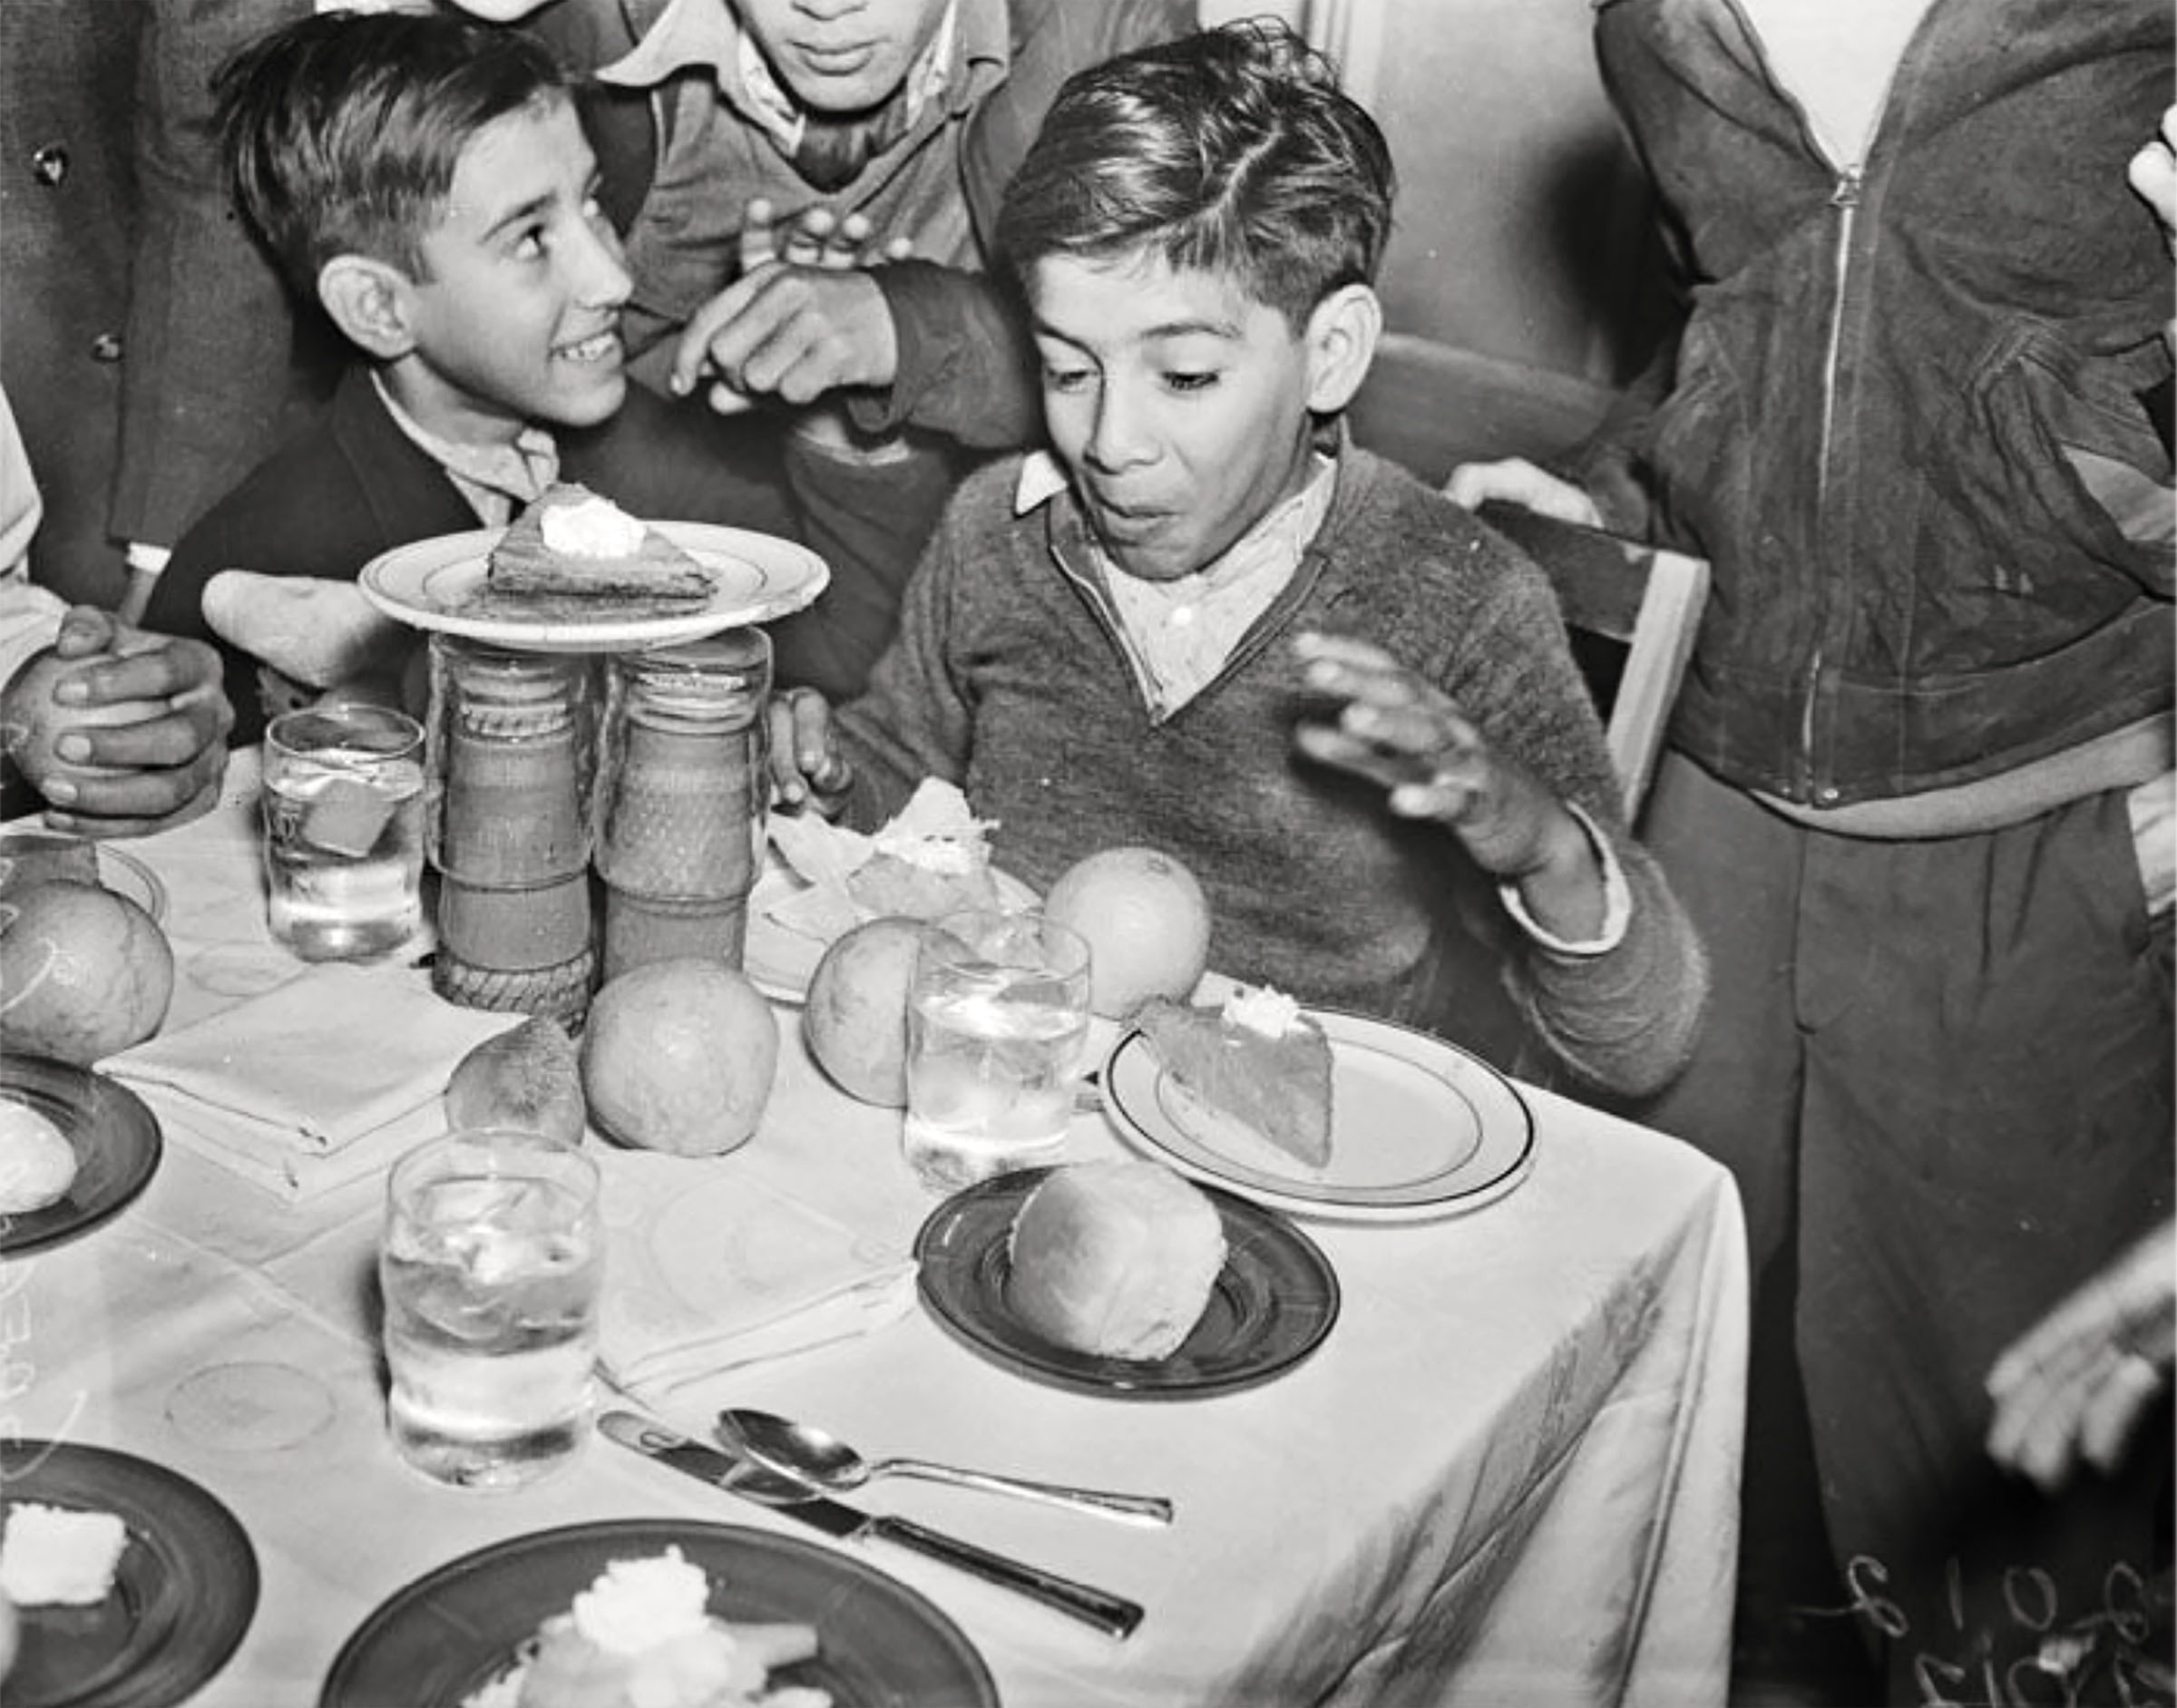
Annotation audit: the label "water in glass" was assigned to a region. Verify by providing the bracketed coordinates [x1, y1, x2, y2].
[903, 910, 1090, 1195]
[380, 1132, 601, 1489]
[263, 705, 425, 961]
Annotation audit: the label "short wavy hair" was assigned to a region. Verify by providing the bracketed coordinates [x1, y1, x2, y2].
[996, 19, 1396, 331]
[216, 10, 571, 293]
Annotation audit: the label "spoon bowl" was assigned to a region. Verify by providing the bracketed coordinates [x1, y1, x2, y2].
[716, 1407, 1172, 1527]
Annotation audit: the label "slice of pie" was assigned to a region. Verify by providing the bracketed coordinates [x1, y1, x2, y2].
[843, 778, 1001, 922]
[482, 483, 715, 611]
[1135, 986, 1335, 1169]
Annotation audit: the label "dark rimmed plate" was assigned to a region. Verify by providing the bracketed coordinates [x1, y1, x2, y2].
[1102, 1008, 1537, 1223]
[913, 1166, 1340, 1398]
[1, 1439, 259, 1708]
[318, 1519, 997, 1708]
[0, 1057, 162, 1257]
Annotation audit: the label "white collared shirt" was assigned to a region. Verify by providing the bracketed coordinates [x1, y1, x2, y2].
[1014, 449, 1335, 718]
[370, 375, 559, 527]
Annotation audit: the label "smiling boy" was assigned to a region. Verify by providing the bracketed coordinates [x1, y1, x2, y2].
[770, 21, 1706, 1098]
[142, 11, 743, 744]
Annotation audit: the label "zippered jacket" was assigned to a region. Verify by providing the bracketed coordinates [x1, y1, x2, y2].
[1586, 0, 2174, 806]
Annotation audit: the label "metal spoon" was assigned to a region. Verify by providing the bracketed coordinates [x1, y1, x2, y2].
[715, 1407, 1173, 1527]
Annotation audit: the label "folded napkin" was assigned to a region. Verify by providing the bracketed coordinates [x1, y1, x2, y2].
[597, 1148, 917, 1402]
[106, 962, 522, 1201]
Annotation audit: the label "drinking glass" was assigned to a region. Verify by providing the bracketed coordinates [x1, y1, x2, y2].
[379, 1128, 602, 1490]
[261, 702, 425, 961]
[903, 908, 1092, 1195]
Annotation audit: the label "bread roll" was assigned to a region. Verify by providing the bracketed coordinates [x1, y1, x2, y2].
[0, 1102, 77, 1215]
[1006, 1161, 1226, 1360]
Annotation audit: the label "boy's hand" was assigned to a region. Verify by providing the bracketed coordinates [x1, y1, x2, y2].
[765, 686, 854, 816]
[737, 199, 913, 275]
[669, 200, 909, 417]
[2129, 102, 2177, 262]
[1442, 458, 1603, 528]
[3, 607, 232, 837]
[1987, 1215, 2174, 1491]
[203, 571, 410, 691]
[1292, 631, 1606, 939]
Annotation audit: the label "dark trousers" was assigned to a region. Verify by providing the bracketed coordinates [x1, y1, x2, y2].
[1637, 752, 2174, 1704]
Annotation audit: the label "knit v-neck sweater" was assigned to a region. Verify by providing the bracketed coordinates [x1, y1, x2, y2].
[835, 448, 1707, 1097]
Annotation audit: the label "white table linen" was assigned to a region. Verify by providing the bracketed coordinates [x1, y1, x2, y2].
[5, 753, 1748, 1706]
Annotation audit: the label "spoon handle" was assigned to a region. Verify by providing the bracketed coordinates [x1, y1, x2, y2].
[880, 1459, 1174, 1526]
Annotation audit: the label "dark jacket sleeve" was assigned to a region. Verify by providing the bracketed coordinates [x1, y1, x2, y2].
[142, 372, 476, 746]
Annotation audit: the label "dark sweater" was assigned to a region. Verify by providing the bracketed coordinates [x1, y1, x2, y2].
[836, 448, 1708, 1098]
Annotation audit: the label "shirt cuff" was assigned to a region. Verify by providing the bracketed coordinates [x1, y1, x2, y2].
[2127, 770, 2175, 918]
[1496, 800, 1632, 956]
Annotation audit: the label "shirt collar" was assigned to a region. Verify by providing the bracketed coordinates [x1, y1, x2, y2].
[603, 0, 965, 152]
[371, 373, 560, 523]
[1014, 448, 1339, 594]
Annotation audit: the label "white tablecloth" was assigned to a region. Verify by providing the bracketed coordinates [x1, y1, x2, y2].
[5, 754, 1748, 1706]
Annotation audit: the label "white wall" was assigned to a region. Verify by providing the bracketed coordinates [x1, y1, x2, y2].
[1198, 0, 1668, 389]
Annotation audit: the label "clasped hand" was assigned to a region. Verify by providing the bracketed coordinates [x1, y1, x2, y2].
[669, 200, 912, 417]
[2, 608, 230, 836]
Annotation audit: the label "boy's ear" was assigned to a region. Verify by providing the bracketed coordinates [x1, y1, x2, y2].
[317, 255, 420, 361]
[1302, 284, 1382, 416]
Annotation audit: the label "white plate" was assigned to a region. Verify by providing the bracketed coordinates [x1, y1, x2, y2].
[1101, 1009, 1536, 1223]
[357, 522, 830, 653]
[744, 863, 1040, 1005]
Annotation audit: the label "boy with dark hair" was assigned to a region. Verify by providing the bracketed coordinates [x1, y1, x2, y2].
[142, 9, 745, 744]
[768, 20, 1706, 1098]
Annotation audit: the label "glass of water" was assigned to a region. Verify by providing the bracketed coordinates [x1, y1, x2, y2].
[903, 908, 1092, 1195]
[261, 702, 425, 961]
[379, 1128, 602, 1490]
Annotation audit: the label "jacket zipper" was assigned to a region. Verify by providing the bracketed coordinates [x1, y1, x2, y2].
[1801, 165, 1863, 796]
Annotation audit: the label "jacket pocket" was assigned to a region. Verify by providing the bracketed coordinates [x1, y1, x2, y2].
[1959, 320, 2174, 598]
[1644, 311, 1753, 551]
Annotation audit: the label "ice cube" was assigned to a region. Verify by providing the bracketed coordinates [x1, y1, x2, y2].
[300, 775, 395, 857]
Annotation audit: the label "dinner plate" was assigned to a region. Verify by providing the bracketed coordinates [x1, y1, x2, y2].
[913, 1166, 1340, 1398]
[0, 1057, 162, 1257]
[1, 1439, 259, 1708]
[1101, 1009, 1536, 1223]
[318, 1519, 997, 1708]
[744, 864, 1040, 1006]
[356, 522, 830, 653]
[0, 831, 169, 926]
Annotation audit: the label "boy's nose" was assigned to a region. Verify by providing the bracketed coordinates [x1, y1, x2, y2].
[578, 221, 635, 308]
[1085, 386, 1155, 471]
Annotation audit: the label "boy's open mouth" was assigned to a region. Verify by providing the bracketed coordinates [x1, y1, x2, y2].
[555, 331, 621, 366]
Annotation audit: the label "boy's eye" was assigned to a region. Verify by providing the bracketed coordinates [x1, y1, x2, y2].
[1164, 370, 1217, 395]
[511, 224, 548, 259]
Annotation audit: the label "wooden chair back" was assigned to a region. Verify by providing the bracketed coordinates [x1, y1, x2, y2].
[1476, 501, 1710, 822]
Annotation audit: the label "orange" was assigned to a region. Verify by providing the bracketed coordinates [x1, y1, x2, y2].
[0, 879, 174, 1066]
[1042, 846, 1211, 1020]
[581, 959, 777, 1156]
[803, 915, 923, 1108]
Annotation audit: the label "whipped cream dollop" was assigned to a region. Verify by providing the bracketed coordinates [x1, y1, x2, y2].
[569, 1547, 712, 1655]
[870, 827, 985, 874]
[541, 494, 648, 560]
[1223, 984, 1303, 1038]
